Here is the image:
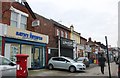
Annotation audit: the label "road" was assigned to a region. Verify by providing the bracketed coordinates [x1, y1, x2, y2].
[28, 62, 118, 78]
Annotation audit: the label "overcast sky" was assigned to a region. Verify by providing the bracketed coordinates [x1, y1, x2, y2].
[27, 0, 119, 47]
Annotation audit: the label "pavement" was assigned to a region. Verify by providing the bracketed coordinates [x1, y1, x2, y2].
[28, 63, 98, 76]
[28, 62, 118, 78]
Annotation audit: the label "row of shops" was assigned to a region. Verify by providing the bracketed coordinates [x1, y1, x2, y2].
[1, 23, 89, 69]
[0, 23, 109, 69]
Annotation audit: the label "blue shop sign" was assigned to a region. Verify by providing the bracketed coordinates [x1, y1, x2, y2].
[16, 31, 43, 40]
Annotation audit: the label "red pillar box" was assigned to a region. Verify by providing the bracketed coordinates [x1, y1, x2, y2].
[16, 54, 29, 78]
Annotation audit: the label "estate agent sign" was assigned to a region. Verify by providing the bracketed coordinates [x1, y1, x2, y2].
[4, 26, 49, 44]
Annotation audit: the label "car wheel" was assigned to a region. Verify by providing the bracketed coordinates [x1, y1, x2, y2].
[69, 66, 76, 73]
[48, 64, 53, 70]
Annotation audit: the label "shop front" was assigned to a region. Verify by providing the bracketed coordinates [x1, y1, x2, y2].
[78, 44, 84, 57]
[2, 26, 49, 69]
[60, 38, 74, 59]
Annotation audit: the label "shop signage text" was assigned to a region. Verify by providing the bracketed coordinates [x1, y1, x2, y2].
[16, 31, 43, 40]
[62, 41, 73, 47]
[61, 38, 73, 48]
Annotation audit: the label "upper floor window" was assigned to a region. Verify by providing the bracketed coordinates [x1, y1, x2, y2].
[10, 11, 18, 28]
[57, 29, 60, 36]
[65, 32, 68, 38]
[10, 7, 28, 30]
[61, 31, 64, 37]
[20, 15, 27, 29]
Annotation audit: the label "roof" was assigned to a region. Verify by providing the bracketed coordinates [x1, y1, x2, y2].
[95, 42, 107, 49]
[71, 30, 81, 36]
[22, 0, 36, 19]
[34, 13, 50, 21]
[50, 19, 70, 31]
[80, 36, 87, 41]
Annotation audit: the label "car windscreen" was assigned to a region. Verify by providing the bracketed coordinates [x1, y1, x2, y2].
[65, 57, 76, 63]
[77, 58, 84, 61]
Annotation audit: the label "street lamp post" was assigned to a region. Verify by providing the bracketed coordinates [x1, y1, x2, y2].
[105, 36, 111, 78]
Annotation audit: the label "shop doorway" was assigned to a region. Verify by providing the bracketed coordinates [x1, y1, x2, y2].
[31, 46, 43, 69]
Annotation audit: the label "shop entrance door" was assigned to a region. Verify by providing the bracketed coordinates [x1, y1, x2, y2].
[31, 47, 43, 69]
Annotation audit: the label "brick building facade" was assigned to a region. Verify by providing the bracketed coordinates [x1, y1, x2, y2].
[33, 13, 74, 59]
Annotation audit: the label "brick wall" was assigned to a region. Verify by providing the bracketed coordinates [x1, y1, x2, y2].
[34, 14, 71, 48]
[34, 14, 57, 48]
[2, 2, 34, 31]
[80, 36, 87, 45]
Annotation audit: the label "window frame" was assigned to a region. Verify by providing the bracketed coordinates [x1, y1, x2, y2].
[65, 32, 68, 38]
[61, 31, 64, 37]
[10, 7, 28, 30]
[57, 29, 60, 36]
[10, 11, 19, 27]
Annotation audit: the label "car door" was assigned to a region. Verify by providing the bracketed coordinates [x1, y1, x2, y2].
[62, 59, 71, 70]
[52, 58, 61, 68]
[0, 57, 16, 77]
[58, 58, 70, 69]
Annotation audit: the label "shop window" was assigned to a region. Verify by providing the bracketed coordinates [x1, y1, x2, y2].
[10, 44, 20, 62]
[5, 43, 20, 62]
[21, 45, 31, 54]
[10, 7, 28, 30]
[21, 44, 31, 68]
[1, 57, 11, 65]
[11, 46, 18, 61]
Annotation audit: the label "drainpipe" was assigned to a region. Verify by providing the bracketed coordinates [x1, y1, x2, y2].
[58, 36, 60, 57]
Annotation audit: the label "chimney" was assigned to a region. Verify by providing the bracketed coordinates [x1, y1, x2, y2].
[88, 37, 92, 41]
[70, 25, 74, 31]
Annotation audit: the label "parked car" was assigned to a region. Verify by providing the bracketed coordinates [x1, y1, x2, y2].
[75, 57, 90, 67]
[48, 56, 86, 72]
[0, 55, 16, 78]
